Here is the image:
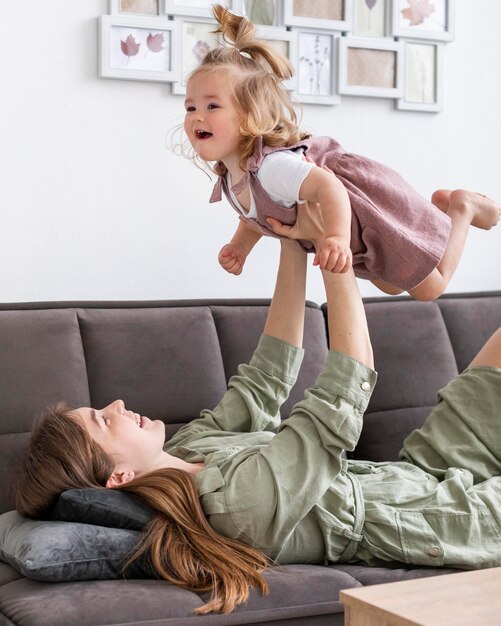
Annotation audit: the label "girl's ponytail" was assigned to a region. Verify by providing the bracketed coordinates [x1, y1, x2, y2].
[212, 4, 293, 83]
[184, 4, 311, 171]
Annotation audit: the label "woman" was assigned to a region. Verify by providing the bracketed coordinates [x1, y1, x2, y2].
[16, 204, 501, 615]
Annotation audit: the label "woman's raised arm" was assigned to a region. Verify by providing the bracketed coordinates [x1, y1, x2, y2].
[321, 268, 374, 369]
[263, 240, 307, 348]
[268, 200, 373, 367]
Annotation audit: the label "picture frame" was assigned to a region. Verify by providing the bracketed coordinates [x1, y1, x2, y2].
[109, 0, 162, 16]
[164, 0, 234, 18]
[233, 0, 284, 26]
[255, 26, 298, 91]
[284, 0, 353, 32]
[352, 0, 389, 38]
[391, 0, 454, 42]
[396, 40, 444, 112]
[171, 16, 222, 95]
[98, 14, 179, 82]
[338, 36, 403, 98]
[293, 29, 341, 105]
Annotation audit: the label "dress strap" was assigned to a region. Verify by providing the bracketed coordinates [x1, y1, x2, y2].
[209, 177, 223, 203]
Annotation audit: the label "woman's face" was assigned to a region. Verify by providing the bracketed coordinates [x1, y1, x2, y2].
[74, 400, 166, 477]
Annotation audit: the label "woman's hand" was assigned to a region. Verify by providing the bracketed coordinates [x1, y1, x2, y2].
[266, 200, 325, 245]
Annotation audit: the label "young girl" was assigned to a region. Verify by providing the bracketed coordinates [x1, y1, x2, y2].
[183, 5, 500, 300]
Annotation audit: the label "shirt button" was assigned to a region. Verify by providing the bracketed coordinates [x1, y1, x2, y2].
[427, 547, 441, 557]
[361, 381, 371, 392]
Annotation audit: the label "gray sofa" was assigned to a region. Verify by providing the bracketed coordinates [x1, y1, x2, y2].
[1, 291, 500, 626]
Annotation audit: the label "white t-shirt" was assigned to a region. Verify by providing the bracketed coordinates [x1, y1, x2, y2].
[227, 148, 314, 218]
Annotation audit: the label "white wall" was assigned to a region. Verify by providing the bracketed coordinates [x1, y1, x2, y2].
[1, 0, 500, 304]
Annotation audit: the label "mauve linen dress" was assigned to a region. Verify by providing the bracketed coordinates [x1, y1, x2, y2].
[210, 136, 451, 291]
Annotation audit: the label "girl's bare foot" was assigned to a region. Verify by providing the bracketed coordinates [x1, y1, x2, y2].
[431, 189, 452, 213]
[447, 189, 501, 230]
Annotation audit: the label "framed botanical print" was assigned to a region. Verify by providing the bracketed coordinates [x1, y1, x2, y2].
[284, 0, 353, 32]
[109, 0, 161, 15]
[99, 14, 179, 82]
[171, 17, 222, 94]
[392, 0, 454, 41]
[164, 0, 234, 17]
[397, 41, 444, 112]
[338, 36, 403, 98]
[234, 0, 284, 26]
[293, 30, 340, 105]
[352, 0, 389, 38]
[255, 26, 298, 91]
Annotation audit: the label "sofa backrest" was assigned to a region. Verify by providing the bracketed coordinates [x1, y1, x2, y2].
[1, 292, 500, 514]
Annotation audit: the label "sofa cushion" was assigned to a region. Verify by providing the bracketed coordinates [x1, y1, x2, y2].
[50, 488, 154, 530]
[438, 293, 501, 371]
[77, 307, 228, 424]
[0, 565, 357, 626]
[352, 300, 459, 461]
[0, 309, 91, 514]
[0, 510, 147, 582]
[0, 310, 90, 429]
[211, 302, 328, 416]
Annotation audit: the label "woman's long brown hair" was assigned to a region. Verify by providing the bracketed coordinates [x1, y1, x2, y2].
[16, 403, 269, 614]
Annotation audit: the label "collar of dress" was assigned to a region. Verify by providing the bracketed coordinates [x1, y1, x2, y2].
[209, 137, 266, 203]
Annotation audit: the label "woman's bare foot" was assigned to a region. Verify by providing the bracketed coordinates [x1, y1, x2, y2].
[447, 189, 501, 229]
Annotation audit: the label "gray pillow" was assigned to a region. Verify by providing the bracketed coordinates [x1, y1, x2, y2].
[0, 510, 152, 581]
[49, 488, 154, 530]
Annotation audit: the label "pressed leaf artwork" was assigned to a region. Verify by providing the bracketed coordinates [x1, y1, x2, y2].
[111, 26, 171, 71]
[181, 22, 221, 84]
[193, 40, 210, 64]
[398, 0, 449, 35]
[121, 34, 141, 59]
[146, 32, 165, 53]
[355, 0, 385, 37]
[299, 34, 332, 96]
[404, 42, 436, 103]
[401, 0, 435, 27]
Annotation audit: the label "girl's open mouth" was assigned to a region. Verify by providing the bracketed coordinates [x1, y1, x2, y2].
[196, 130, 213, 139]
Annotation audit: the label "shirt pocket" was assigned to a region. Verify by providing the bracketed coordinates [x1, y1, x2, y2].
[397, 510, 445, 566]
[397, 507, 501, 568]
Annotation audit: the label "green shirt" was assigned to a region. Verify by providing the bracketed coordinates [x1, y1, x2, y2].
[165, 335, 501, 570]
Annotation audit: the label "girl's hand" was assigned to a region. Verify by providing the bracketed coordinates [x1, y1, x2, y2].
[266, 200, 325, 244]
[218, 243, 247, 275]
[313, 236, 352, 273]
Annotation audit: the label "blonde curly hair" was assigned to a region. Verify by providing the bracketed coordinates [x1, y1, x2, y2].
[186, 4, 310, 172]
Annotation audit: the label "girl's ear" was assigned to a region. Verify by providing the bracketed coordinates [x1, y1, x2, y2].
[105, 470, 135, 488]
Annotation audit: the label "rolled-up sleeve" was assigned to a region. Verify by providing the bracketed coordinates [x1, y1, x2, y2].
[223, 350, 377, 552]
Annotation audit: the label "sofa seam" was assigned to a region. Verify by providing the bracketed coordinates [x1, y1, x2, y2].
[75, 308, 93, 405]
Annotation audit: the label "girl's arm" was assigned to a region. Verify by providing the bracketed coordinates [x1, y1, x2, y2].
[219, 219, 262, 275]
[298, 166, 352, 273]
